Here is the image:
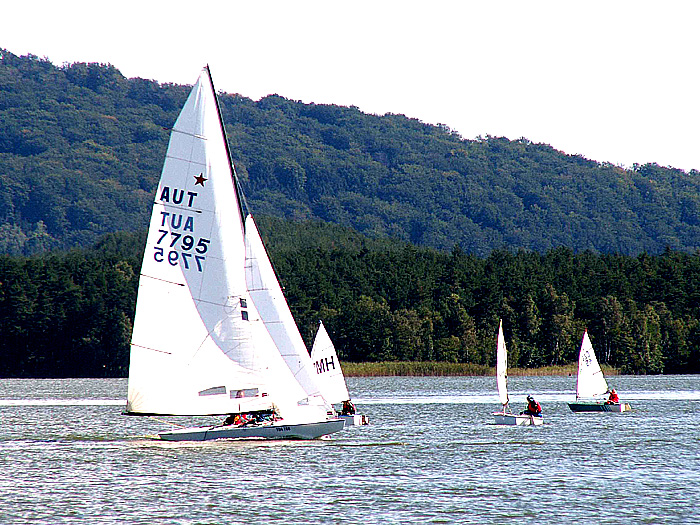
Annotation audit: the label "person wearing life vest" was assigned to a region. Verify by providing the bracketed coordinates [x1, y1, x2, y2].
[341, 400, 356, 416]
[522, 395, 542, 416]
[606, 389, 619, 404]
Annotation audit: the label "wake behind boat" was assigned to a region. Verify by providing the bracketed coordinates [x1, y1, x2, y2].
[568, 331, 632, 413]
[125, 67, 343, 441]
[492, 320, 543, 426]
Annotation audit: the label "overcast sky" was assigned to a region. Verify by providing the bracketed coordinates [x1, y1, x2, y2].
[4, 1, 699, 171]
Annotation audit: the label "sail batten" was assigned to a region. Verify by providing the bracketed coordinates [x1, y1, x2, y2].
[130, 344, 173, 355]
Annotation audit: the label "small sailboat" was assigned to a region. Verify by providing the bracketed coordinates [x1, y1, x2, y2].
[568, 331, 631, 413]
[493, 320, 543, 426]
[124, 67, 344, 441]
[310, 321, 368, 426]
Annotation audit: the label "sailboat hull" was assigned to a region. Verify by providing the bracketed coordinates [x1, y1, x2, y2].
[568, 402, 632, 413]
[493, 413, 544, 426]
[339, 414, 369, 427]
[159, 419, 345, 441]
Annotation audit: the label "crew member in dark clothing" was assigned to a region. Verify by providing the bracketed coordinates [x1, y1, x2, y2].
[340, 400, 356, 416]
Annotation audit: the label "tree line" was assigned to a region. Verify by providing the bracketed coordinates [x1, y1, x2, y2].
[1, 224, 698, 378]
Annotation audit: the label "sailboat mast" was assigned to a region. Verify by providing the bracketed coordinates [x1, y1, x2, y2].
[205, 65, 248, 230]
[203, 67, 290, 290]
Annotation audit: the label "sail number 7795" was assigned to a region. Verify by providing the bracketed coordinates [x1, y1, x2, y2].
[154, 229, 211, 272]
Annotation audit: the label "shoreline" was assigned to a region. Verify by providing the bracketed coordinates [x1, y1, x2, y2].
[342, 361, 620, 377]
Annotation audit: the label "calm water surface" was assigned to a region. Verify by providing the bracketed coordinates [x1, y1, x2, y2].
[1, 375, 698, 524]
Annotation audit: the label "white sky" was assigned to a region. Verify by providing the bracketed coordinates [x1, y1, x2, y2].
[3, 1, 699, 171]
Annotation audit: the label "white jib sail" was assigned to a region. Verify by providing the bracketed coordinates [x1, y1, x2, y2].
[244, 215, 327, 405]
[576, 330, 609, 400]
[310, 321, 350, 404]
[126, 67, 312, 419]
[496, 320, 509, 407]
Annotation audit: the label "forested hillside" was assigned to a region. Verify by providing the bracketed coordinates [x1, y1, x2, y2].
[1, 223, 698, 378]
[2, 49, 700, 257]
[2, 50, 699, 376]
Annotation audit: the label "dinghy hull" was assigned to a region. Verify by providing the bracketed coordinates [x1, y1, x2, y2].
[568, 402, 632, 413]
[159, 419, 345, 441]
[339, 414, 369, 427]
[493, 413, 544, 426]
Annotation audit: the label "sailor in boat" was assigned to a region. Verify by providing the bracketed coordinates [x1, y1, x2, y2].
[340, 400, 356, 416]
[222, 410, 278, 427]
[222, 413, 249, 426]
[605, 389, 620, 404]
[521, 395, 542, 417]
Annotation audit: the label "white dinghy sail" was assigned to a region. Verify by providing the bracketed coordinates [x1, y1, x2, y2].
[493, 320, 543, 426]
[125, 67, 343, 440]
[310, 321, 349, 404]
[568, 330, 631, 413]
[310, 321, 368, 426]
[576, 330, 608, 400]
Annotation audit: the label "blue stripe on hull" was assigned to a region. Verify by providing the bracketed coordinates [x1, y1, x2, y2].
[568, 402, 629, 413]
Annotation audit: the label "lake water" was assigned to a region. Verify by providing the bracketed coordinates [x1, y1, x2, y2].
[1, 375, 698, 524]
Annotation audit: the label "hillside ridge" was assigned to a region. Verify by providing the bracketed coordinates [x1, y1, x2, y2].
[1, 49, 699, 256]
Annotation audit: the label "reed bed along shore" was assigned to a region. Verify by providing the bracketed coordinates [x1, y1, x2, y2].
[342, 361, 620, 377]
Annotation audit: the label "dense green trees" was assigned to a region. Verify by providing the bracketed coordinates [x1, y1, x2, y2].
[1, 51, 699, 377]
[276, 242, 700, 375]
[0, 234, 139, 377]
[2, 224, 697, 378]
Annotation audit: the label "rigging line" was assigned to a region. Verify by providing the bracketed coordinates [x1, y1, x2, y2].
[206, 66, 284, 291]
[148, 415, 187, 428]
[205, 65, 249, 226]
[244, 221, 292, 299]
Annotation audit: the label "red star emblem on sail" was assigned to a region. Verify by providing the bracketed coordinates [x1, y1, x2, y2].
[194, 173, 207, 186]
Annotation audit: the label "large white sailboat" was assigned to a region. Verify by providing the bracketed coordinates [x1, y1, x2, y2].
[310, 321, 368, 426]
[568, 330, 631, 413]
[493, 320, 543, 426]
[124, 67, 344, 441]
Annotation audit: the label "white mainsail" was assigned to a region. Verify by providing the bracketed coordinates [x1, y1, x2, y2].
[496, 319, 509, 407]
[575, 330, 609, 400]
[126, 67, 323, 424]
[310, 321, 350, 404]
